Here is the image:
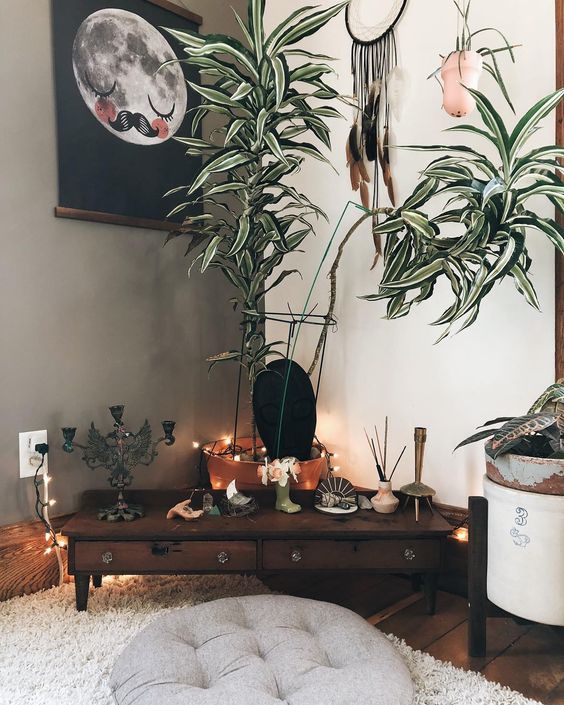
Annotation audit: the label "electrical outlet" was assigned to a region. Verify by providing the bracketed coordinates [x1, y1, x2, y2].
[19, 430, 48, 478]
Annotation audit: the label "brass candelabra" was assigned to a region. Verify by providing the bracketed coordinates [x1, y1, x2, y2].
[62, 405, 175, 521]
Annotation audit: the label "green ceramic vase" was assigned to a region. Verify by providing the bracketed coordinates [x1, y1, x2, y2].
[275, 481, 301, 514]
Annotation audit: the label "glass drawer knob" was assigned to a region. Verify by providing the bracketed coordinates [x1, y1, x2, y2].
[217, 551, 230, 564]
[101, 552, 113, 564]
[291, 549, 302, 563]
[403, 548, 416, 561]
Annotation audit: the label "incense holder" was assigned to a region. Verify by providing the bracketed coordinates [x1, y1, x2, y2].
[371, 480, 400, 514]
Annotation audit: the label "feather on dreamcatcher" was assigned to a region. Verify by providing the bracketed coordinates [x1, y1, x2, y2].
[345, 0, 408, 265]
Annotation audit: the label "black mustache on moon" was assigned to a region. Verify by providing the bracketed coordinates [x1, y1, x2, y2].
[109, 111, 159, 137]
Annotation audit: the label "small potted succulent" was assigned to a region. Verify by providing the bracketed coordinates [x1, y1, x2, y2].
[428, 0, 518, 117]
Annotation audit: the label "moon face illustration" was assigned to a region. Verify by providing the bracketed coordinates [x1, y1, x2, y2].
[72, 9, 187, 146]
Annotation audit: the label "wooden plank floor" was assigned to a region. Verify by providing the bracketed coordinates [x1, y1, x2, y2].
[262, 574, 564, 705]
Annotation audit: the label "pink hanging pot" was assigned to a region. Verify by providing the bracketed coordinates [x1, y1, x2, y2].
[441, 50, 483, 117]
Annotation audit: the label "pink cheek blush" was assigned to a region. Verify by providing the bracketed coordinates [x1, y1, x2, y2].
[152, 118, 169, 139]
[95, 99, 116, 123]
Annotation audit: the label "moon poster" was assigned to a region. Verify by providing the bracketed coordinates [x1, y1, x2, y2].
[51, 0, 202, 229]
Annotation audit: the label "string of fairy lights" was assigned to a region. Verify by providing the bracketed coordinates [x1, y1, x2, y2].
[32, 436, 467, 585]
[33, 444, 66, 586]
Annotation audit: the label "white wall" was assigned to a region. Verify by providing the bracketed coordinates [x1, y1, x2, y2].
[265, 1, 556, 507]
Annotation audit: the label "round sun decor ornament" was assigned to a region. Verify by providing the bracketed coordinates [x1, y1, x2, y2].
[345, 0, 409, 261]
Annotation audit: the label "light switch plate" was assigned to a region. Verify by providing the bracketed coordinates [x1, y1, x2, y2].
[19, 430, 48, 478]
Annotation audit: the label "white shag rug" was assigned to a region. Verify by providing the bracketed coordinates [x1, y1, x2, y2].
[0, 575, 541, 705]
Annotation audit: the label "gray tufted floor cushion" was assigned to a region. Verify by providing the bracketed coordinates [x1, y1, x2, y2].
[110, 594, 414, 705]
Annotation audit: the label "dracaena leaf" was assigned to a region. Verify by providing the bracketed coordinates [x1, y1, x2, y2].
[201, 235, 223, 272]
[227, 215, 251, 256]
[509, 215, 564, 255]
[272, 55, 290, 110]
[188, 151, 254, 195]
[509, 88, 564, 163]
[267, 2, 349, 56]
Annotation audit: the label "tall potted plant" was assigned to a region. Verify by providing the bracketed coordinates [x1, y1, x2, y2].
[165, 0, 348, 486]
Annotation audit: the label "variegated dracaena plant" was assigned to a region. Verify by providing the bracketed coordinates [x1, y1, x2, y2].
[359, 87, 564, 342]
[163, 0, 348, 414]
[455, 381, 564, 460]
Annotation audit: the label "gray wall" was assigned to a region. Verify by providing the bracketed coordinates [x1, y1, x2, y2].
[0, 0, 248, 525]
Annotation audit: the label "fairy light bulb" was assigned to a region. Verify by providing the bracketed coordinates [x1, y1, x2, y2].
[234, 455, 241, 462]
[45, 532, 50, 542]
[44, 475, 51, 484]
[453, 527, 469, 542]
[49, 499, 56, 506]
[44, 547, 52, 555]
[192, 441, 200, 449]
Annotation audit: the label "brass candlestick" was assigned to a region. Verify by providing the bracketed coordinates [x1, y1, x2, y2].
[400, 427, 436, 522]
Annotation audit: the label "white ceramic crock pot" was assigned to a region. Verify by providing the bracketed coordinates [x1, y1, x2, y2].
[484, 475, 564, 626]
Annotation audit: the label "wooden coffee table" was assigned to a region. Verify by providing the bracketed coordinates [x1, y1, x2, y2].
[62, 489, 453, 612]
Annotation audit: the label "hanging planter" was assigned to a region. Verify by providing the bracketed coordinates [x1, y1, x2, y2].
[428, 0, 518, 117]
[441, 50, 483, 117]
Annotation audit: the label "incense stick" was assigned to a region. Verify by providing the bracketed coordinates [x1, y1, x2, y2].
[364, 427, 384, 481]
[384, 416, 389, 476]
[389, 445, 407, 481]
[374, 425, 385, 473]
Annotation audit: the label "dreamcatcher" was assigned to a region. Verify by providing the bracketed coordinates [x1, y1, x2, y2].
[345, 0, 409, 263]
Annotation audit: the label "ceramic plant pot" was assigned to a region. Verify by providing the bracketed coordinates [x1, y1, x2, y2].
[441, 50, 483, 117]
[371, 480, 400, 514]
[484, 475, 564, 626]
[204, 437, 327, 491]
[486, 452, 564, 495]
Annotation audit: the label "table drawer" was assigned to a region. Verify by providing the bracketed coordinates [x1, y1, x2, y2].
[74, 540, 257, 573]
[262, 539, 441, 571]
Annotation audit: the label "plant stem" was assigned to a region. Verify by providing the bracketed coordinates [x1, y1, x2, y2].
[308, 207, 394, 376]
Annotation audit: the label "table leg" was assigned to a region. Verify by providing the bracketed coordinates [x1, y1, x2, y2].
[75, 574, 90, 611]
[468, 496, 488, 657]
[411, 573, 422, 592]
[92, 575, 103, 588]
[423, 572, 438, 615]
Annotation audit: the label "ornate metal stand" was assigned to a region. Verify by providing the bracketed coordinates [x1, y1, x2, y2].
[401, 427, 436, 522]
[62, 405, 175, 521]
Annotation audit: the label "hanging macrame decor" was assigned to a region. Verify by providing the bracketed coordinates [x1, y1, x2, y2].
[345, 0, 409, 262]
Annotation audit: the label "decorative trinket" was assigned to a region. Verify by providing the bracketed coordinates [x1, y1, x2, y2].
[364, 417, 405, 514]
[400, 428, 436, 522]
[61, 405, 175, 521]
[314, 476, 358, 515]
[166, 499, 204, 522]
[371, 480, 400, 514]
[220, 480, 258, 518]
